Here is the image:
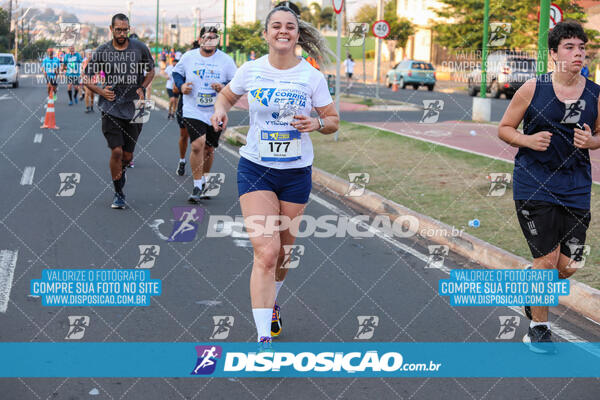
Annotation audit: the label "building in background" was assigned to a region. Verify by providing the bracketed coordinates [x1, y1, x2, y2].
[396, 0, 446, 63]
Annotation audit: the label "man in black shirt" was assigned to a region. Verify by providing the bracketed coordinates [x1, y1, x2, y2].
[83, 13, 155, 209]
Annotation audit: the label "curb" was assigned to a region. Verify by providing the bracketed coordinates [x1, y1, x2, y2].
[224, 127, 600, 325]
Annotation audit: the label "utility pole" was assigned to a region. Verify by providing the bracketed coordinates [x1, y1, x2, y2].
[537, 0, 550, 75]
[155, 0, 159, 61]
[8, 0, 13, 50]
[374, 0, 383, 98]
[479, 0, 490, 97]
[223, 0, 228, 53]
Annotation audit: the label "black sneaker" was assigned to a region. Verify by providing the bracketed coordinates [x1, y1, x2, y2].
[176, 161, 185, 176]
[111, 192, 126, 209]
[188, 186, 203, 203]
[523, 265, 533, 320]
[200, 185, 212, 199]
[523, 325, 556, 354]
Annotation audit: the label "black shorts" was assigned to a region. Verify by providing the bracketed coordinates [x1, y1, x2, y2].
[66, 76, 80, 85]
[46, 76, 58, 87]
[515, 200, 590, 259]
[101, 112, 141, 153]
[183, 117, 221, 148]
[346, 72, 353, 78]
[176, 96, 185, 128]
[167, 88, 176, 98]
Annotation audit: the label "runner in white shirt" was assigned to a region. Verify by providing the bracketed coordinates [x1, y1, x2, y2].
[343, 54, 355, 89]
[163, 57, 178, 119]
[173, 26, 237, 202]
[211, 6, 339, 352]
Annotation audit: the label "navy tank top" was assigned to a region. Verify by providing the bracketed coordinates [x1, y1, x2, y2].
[513, 73, 600, 209]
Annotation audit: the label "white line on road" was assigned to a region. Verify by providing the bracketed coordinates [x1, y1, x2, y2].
[219, 142, 597, 349]
[0, 250, 18, 313]
[33, 134, 43, 143]
[20, 167, 35, 185]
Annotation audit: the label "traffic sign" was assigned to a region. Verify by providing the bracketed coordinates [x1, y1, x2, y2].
[332, 0, 343, 14]
[538, 3, 563, 30]
[372, 20, 390, 39]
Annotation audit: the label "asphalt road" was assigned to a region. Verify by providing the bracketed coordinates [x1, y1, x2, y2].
[0, 76, 599, 399]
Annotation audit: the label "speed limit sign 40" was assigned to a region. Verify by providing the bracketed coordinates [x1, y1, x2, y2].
[372, 20, 390, 39]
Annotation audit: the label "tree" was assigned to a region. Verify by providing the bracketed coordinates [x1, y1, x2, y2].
[354, 4, 377, 24]
[431, 0, 599, 53]
[320, 6, 334, 29]
[0, 8, 13, 52]
[384, 0, 415, 63]
[227, 21, 268, 57]
[20, 39, 55, 61]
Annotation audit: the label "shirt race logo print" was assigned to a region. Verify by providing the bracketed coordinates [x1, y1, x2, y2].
[191, 345, 222, 375]
[354, 316, 379, 340]
[136, 245, 160, 269]
[282, 245, 305, 269]
[496, 316, 520, 340]
[420, 100, 444, 124]
[561, 99, 586, 124]
[250, 88, 276, 107]
[168, 206, 205, 242]
[487, 173, 511, 197]
[192, 69, 206, 79]
[65, 315, 90, 340]
[209, 316, 234, 340]
[426, 245, 449, 269]
[56, 173, 80, 197]
[345, 173, 370, 197]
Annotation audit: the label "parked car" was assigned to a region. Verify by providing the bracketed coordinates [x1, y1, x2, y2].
[0, 53, 19, 88]
[386, 60, 436, 91]
[467, 51, 536, 99]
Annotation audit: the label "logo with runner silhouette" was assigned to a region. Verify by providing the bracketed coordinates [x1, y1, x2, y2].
[56, 173, 80, 197]
[487, 173, 511, 197]
[209, 316, 235, 340]
[426, 245, 449, 269]
[354, 315, 379, 340]
[136, 245, 160, 269]
[282, 245, 304, 269]
[130, 100, 155, 124]
[168, 206, 205, 242]
[191, 345, 222, 375]
[203, 173, 225, 197]
[250, 88, 276, 107]
[566, 238, 590, 269]
[488, 23, 511, 47]
[345, 23, 369, 47]
[65, 315, 90, 340]
[561, 99, 585, 124]
[58, 23, 81, 47]
[496, 316, 520, 340]
[345, 173, 370, 197]
[420, 100, 444, 124]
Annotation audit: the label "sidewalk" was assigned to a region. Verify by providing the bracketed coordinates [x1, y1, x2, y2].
[363, 120, 600, 184]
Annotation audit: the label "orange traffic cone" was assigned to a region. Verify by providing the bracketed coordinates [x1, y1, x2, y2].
[41, 89, 59, 129]
[392, 81, 399, 92]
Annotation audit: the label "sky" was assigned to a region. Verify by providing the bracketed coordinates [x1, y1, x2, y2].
[16, 0, 373, 28]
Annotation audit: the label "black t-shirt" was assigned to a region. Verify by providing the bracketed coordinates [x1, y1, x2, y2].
[85, 38, 154, 120]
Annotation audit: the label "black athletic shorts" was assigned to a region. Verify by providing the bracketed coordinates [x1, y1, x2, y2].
[176, 95, 185, 129]
[66, 75, 80, 85]
[515, 200, 590, 259]
[101, 112, 141, 153]
[46, 76, 58, 87]
[167, 88, 176, 98]
[346, 72, 353, 78]
[183, 117, 221, 148]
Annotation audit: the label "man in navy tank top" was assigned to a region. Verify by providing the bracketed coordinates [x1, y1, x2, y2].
[498, 21, 600, 353]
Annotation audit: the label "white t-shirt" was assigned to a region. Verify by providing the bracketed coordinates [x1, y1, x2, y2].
[344, 59, 355, 74]
[173, 49, 237, 124]
[165, 64, 174, 89]
[229, 55, 333, 169]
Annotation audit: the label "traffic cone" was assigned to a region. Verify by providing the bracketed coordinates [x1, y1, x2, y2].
[392, 81, 399, 92]
[41, 89, 59, 129]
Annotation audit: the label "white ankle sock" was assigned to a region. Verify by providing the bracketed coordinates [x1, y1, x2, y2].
[194, 179, 203, 188]
[200, 176, 206, 185]
[252, 308, 272, 341]
[275, 280, 284, 301]
[179, 158, 185, 163]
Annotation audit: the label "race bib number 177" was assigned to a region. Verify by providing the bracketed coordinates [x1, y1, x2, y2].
[259, 130, 301, 162]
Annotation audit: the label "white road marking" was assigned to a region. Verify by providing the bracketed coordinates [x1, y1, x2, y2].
[148, 219, 169, 241]
[219, 142, 597, 350]
[0, 250, 18, 313]
[20, 167, 35, 185]
[33, 134, 43, 143]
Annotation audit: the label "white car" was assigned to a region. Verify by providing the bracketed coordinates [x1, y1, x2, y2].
[0, 53, 19, 88]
